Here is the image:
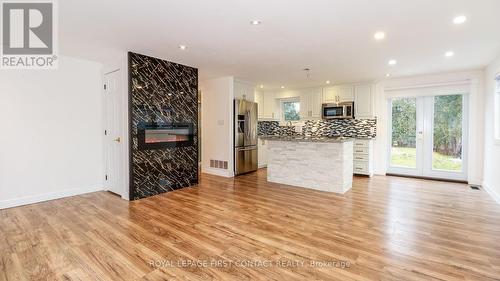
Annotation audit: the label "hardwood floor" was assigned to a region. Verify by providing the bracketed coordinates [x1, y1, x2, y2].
[1, 169, 500, 281]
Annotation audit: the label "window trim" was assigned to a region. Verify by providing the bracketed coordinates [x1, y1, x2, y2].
[280, 97, 301, 122]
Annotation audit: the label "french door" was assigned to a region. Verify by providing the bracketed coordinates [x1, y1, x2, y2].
[387, 94, 468, 181]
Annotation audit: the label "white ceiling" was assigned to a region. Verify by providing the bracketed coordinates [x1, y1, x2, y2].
[60, 0, 500, 88]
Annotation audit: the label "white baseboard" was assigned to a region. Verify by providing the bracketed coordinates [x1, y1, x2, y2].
[201, 166, 234, 178]
[0, 184, 104, 209]
[258, 164, 267, 169]
[482, 181, 500, 205]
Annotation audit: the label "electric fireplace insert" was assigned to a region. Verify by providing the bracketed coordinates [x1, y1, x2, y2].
[138, 122, 194, 150]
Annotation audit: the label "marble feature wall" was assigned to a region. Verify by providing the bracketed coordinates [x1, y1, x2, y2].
[258, 119, 377, 139]
[128, 52, 198, 200]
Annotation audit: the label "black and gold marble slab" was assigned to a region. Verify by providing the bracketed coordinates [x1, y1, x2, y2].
[128, 52, 198, 200]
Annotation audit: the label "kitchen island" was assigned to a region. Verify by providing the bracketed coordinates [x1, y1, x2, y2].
[260, 136, 353, 194]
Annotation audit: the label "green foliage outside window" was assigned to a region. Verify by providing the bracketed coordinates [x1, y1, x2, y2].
[283, 101, 300, 121]
[391, 98, 417, 148]
[391, 96, 462, 157]
[433, 95, 462, 157]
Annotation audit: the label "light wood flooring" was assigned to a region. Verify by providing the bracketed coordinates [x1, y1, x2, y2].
[1, 169, 500, 281]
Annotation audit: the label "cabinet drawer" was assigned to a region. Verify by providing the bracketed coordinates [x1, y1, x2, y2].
[353, 147, 369, 154]
[354, 140, 369, 148]
[353, 154, 369, 162]
[353, 161, 368, 174]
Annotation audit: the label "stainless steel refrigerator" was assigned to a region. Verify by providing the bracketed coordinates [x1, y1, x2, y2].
[234, 99, 258, 175]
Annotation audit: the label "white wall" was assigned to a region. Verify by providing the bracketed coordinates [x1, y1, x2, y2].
[483, 54, 500, 203]
[0, 56, 104, 209]
[373, 70, 485, 185]
[200, 76, 234, 177]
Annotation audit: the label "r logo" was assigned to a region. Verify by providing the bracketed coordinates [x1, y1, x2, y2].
[2, 2, 53, 55]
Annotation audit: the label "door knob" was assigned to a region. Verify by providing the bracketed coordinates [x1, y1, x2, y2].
[114, 137, 121, 143]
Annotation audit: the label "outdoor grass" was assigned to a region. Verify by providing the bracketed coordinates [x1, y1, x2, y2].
[390, 147, 462, 171]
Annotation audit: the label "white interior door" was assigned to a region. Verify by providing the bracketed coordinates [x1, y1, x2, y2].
[387, 94, 468, 181]
[103, 70, 123, 195]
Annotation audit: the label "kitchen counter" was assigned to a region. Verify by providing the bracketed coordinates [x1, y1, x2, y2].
[265, 137, 353, 194]
[259, 135, 354, 143]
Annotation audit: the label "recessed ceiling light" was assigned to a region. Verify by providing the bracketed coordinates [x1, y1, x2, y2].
[374, 32, 385, 40]
[453, 15, 467, 25]
[326, 80, 331, 84]
[250, 20, 261, 25]
[280, 86, 285, 89]
[179, 45, 187, 50]
[445, 51, 455, 57]
[388, 59, 397, 66]
[259, 85, 264, 89]
[386, 73, 391, 77]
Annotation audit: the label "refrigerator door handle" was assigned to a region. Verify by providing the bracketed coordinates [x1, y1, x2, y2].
[246, 110, 251, 139]
[236, 146, 257, 151]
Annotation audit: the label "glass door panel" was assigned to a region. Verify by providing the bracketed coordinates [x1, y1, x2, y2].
[388, 94, 467, 181]
[431, 95, 463, 172]
[390, 97, 417, 169]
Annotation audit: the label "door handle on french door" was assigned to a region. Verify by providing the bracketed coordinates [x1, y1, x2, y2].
[114, 137, 121, 143]
[417, 131, 423, 140]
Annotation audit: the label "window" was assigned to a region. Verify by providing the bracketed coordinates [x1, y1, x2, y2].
[495, 74, 500, 144]
[282, 99, 300, 121]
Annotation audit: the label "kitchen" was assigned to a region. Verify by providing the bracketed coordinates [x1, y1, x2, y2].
[233, 81, 376, 193]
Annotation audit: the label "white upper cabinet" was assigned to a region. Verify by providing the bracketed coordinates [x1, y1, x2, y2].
[299, 90, 310, 119]
[234, 80, 255, 101]
[298, 88, 322, 119]
[322, 87, 337, 103]
[322, 86, 354, 103]
[255, 90, 264, 119]
[255, 90, 278, 120]
[354, 84, 374, 118]
[337, 86, 354, 102]
[310, 88, 323, 118]
[262, 91, 278, 120]
[255, 83, 374, 121]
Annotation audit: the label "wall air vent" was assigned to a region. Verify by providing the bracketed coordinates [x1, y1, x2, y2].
[210, 160, 228, 169]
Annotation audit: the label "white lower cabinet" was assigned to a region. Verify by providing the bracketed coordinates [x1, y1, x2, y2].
[353, 139, 373, 176]
[258, 138, 268, 168]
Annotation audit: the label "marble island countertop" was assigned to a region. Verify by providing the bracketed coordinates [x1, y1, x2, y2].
[259, 135, 354, 143]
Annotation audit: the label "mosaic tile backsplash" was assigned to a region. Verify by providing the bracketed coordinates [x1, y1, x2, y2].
[258, 119, 377, 139]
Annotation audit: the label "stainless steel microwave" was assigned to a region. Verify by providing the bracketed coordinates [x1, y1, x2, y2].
[322, 102, 354, 119]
